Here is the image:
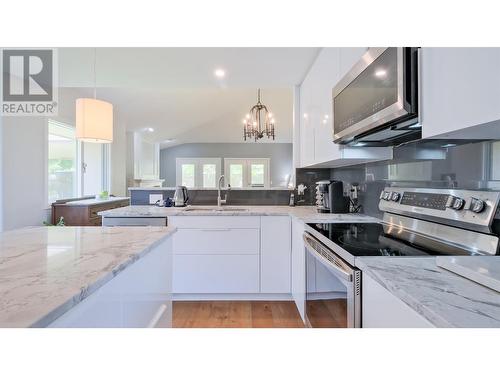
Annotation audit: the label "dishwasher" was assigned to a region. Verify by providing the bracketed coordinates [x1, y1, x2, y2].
[102, 217, 167, 226]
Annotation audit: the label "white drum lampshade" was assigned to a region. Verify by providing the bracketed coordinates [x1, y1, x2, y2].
[76, 98, 113, 143]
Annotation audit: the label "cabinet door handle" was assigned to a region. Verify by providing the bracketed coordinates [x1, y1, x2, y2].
[147, 304, 169, 328]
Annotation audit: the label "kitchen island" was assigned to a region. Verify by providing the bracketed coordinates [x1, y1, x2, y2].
[0, 226, 175, 328]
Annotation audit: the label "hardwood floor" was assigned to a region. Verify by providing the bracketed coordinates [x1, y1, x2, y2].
[173, 301, 305, 328]
[306, 299, 347, 328]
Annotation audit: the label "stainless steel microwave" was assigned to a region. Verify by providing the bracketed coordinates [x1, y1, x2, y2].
[332, 47, 420, 146]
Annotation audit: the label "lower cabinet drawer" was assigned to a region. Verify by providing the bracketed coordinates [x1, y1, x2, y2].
[102, 217, 167, 227]
[174, 228, 259, 254]
[173, 254, 259, 293]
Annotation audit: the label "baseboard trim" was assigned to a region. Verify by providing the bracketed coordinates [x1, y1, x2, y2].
[173, 293, 293, 301]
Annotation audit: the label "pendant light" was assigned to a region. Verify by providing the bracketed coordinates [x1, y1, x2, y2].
[242, 89, 275, 142]
[76, 48, 113, 143]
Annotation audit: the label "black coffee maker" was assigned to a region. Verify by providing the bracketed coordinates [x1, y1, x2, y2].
[315, 180, 350, 213]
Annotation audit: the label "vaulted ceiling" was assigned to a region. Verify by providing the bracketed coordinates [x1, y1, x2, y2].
[57, 48, 321, 145]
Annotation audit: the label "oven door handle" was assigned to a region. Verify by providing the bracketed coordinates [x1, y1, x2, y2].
[303, 232, 353, 282]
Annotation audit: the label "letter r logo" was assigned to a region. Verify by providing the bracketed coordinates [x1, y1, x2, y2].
[2, 49, 53, 102]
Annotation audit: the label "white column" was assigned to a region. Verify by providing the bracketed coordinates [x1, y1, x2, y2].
[0, 114, 3, 232]
[292, 84, 301, 183]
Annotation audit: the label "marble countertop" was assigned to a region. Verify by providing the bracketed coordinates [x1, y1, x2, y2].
[356, 257, 500, 328]
[97, 205, 378, 223]
[128, 187, 292, 191]
[436, 256, 500, 293]
[0, 226, 176, 328]
[62, 197, 130, 206]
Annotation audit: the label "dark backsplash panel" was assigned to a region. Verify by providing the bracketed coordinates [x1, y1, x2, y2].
[130, 189, 291, 206]
[131, 140, 500, 211]
[330, 140, 499, 218]
[295, 168, 331, 205]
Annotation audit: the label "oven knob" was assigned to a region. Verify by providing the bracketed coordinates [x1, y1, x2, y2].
[452, 198, 465, 210]
[391, 192, 401, 202]
[446, 196, 464, 210]
[383, 191, 391, 201]
[469, 198, 485, 213]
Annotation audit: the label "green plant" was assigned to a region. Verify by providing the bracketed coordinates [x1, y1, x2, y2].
[43, 217, 66, 226]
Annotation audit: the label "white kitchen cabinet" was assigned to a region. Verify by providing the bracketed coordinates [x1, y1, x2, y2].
[291, 217, 306, 322]
[260, 216, 291, 293]
[49, 236, 173, 328]
[102, 217, 167, 226]
[420, 48, 500, 139]
[299, 74, 316, 166]
[170, 215, 294, 299]
[362, 273, 434, 328]
[173, 254, 259, 293]
[174, 228, 260, 255]
[297, 47, 392, 168]
[170, 216, 262, 296]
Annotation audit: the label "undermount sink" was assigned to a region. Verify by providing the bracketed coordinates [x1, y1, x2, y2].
[183, 207, 249, 212]
[216, 208, 249, 212]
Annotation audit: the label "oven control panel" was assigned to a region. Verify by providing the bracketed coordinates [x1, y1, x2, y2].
[378, 187, 500, 231]
[399, 192, 449, 210]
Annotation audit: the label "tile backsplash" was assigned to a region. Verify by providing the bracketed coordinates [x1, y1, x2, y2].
[330, 140, 500, 218]
[130, 189, 291, 206]
[295, 168, 331, 205]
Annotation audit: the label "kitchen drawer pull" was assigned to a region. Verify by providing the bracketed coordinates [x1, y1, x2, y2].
[147, 303, 169, 328]
[200, 228, 232, 231]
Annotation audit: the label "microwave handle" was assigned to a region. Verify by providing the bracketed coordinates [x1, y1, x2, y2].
[303, 232, 353, 282]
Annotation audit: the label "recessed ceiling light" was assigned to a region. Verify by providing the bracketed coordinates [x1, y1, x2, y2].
[375, 69, 387, 77]
[145, 127, 154, 133]
[162, 138, 175, 143]
[214, 69, 225, 78]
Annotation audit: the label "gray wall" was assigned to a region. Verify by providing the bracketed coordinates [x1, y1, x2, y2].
[160, 143, 293, 187]
[330, 140, 500, 218]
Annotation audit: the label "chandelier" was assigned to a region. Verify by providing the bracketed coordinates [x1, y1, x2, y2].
[242, 89, 275, 141]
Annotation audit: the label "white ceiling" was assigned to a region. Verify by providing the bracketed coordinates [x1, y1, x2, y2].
[57, 48, 321, 145]
[59, 48, 320, 88]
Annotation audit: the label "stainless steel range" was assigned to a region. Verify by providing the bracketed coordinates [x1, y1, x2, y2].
[303, 187, 500, 328]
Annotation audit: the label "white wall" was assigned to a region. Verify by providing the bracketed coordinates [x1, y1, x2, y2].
[160, 143, 293, 187]
[2, 116, 50, 230]
[0, 88, 127, 230]
[110, 115, 127, 196]
[0, 114, 3, 232]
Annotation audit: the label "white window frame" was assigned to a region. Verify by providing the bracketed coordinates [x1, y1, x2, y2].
[175, 157, 222, 188]
[224, 158, 271, 188]
[47, 119, 110, 205]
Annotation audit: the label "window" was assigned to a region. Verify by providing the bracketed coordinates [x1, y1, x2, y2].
[202, 164, 217, 188]
[47, 120, 110, 204]
[181, 163, 195, 187]
[224, 158, 270, 188]
[48, 121, 77, 203]
[176, 158, 222, 188]
[229, 163, 244, 188]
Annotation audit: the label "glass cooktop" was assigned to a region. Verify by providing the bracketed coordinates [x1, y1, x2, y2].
[306, 222, 476, 257]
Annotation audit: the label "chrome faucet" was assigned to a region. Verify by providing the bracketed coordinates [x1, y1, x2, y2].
[217, 175, 229, 207]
